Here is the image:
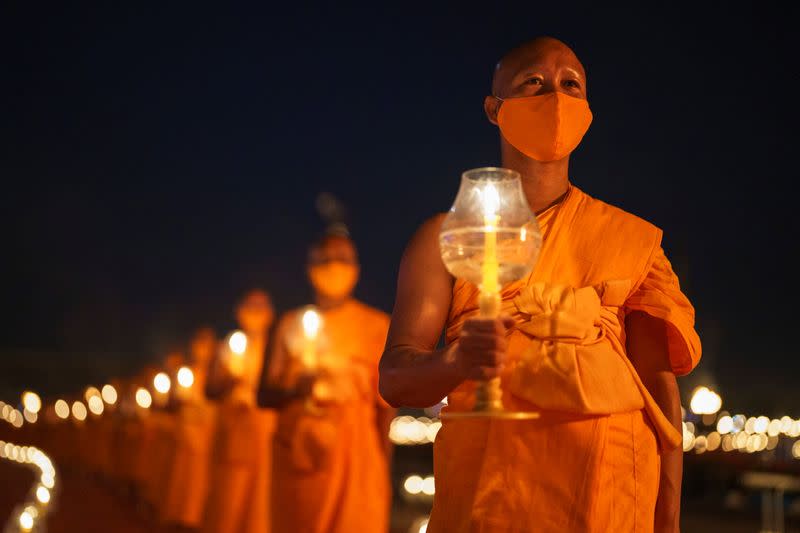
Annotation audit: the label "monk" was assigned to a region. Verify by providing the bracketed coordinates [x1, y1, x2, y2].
[202, 289, 276, 533]
[143, 351, 187, 517]
[379, 37, 701, 533]
[161, 327, 218, 530]
[263, 233, 394, 533]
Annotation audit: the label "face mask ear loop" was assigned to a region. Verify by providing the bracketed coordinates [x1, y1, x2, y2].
[492, 95, 505, 123]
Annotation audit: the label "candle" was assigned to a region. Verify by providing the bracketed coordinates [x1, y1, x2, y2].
[21, 391, 41, 415]
[177, 366, 194, 388]
[227, 330, 248, 376]
[176, 366, 194, 400]
[135, 387, 152, 409]
[480, 183, 501, 317]
[153, 372, 171, 394]
[301, 308, 321, 370]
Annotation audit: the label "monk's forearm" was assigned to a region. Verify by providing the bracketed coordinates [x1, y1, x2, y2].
[376, 407, 395, 463]
[647, 372, 683, 532]
[656, 445, 682, 532]
[379, 344, 462, 408]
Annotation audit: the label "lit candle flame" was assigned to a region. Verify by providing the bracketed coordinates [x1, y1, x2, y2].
[54, 400, 69, 420]
[177, 366, 194, 388]
[71, 401, 87, 421]
[229, 331, 248, 356]
[21, 391, 41, 414]
[481, 182, 500, 219]
[153, 372, 171, 394]
[302, 309, 321, 340]
[135, 387, 152, 409]
[84, 386, 101, 402]
[101, 384, 118, 405]
[88, 395, 104, 415]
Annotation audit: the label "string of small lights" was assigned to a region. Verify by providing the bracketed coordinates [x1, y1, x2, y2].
[3, 380, 797, 533]
[393, 386, 799, 532]
[1, 394, 57, 533]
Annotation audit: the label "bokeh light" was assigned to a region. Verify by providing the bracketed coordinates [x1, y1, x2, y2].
[54, 400, 69, 420]
[229, 331, 248, 355]
[177, 366, 194, 388]
[36, 485, 51, 504]
[101, 384, 118, 405]
[21, 391, 41, 414]
[689, 386, 722, 415]
[71, 401, 87, 421]
[88, 395, 104, 415]
[135, 388, 152, 409]
[153, 372, 171, 394]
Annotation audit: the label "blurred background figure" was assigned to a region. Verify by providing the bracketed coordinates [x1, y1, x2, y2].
[202, 289, 276, 533]
[143, 351, 185, 520]
[263, 232, 394, 533]
[161, 326, 218, 532]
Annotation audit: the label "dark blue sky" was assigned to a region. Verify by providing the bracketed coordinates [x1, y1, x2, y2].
[1, 3, 798, 410]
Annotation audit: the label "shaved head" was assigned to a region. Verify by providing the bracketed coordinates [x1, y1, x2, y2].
[484, 36, 588, 127]
[491, 37, 586, 97]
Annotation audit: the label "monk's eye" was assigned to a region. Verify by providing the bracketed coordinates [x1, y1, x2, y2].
[563, 79, 581, 89]
[523, 77, 543, 86]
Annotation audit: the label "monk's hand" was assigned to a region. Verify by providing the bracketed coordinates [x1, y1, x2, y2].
[294, 372, 317, 398]
[454, 316, 515, 380]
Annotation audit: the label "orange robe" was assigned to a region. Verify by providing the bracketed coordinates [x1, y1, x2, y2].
[160, 365, 218, 527]
[202, 341, 275, 533]
[428, 185, 701, 533]
[271, 300, 392, 533]
[143, 409, 177, 511]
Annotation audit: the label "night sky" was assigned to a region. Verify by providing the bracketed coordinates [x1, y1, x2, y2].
[1, 4, 798, 411]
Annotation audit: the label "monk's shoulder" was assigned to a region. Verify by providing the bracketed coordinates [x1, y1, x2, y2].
[575, 188, 662, 247]
[350, 300, 390, 329]
[407, 213, 447, 251]
[275, 308, 303, 335]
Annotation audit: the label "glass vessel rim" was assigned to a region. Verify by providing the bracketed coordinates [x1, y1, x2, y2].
[461, 166, 521, 182]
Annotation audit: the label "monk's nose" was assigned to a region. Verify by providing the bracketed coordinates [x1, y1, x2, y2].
[538, 79, 559, 95]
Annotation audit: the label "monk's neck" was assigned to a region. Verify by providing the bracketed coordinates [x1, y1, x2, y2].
[315, 294, 354, 312]
[501, 143, 571, 214]
[243, 330, 267, 353]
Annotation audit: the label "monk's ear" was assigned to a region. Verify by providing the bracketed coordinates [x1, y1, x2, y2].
[484, 96, 500, 126]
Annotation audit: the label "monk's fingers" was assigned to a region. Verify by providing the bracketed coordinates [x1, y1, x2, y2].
[499, 314, 516, 329]
[463, 318, 509, 336]
[460, 331, 508, 352]
[461, 348, 506, 369]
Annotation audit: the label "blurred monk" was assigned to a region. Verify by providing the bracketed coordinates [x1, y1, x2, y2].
[202, 289, 276, 533]
[264, 233, 394, 533]
[144, 351, 186, 517]
[161, 326, 218, 531]
[379, 37, 701, 533]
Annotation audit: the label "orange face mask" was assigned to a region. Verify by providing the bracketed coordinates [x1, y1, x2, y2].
[497, 92, 593, 162]
[309, 262, 359, 299]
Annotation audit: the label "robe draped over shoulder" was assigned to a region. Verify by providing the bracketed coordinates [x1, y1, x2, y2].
[429, 185, 701, 533]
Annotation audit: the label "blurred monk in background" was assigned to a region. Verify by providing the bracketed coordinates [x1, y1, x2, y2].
[203, 289, 275, 533]
[162, 326, 218, 531]
[264, 233, 394, 533]
[380, 37, 701, 533]
[143, 350, 186, 518]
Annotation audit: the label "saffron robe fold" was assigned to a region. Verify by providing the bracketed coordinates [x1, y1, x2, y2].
[271, 300, 392, 533]
[160, 363, 218, 527]
[203, 342, 275, 533]
[428, 185, 701, 533]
